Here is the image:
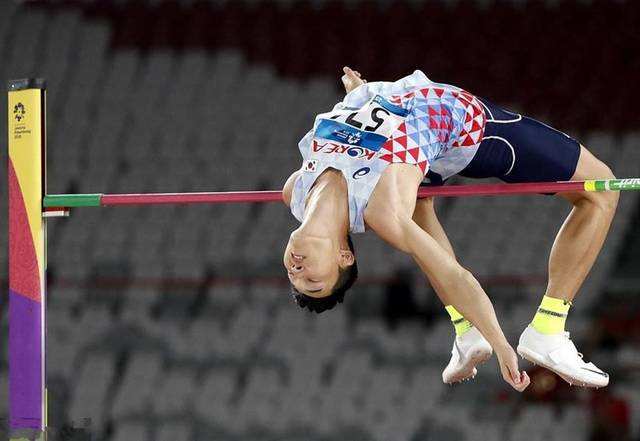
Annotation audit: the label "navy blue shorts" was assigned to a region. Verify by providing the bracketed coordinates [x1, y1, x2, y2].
[458, 99, 581, 183]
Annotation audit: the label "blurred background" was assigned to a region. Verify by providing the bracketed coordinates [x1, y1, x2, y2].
[1, 0, 639, 440]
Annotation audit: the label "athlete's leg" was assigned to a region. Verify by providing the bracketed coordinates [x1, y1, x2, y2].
[546, 145, 619, 301]
[413, 197, 492, 384]
[519, 145, 615, 388]
[465, 98, 613, 386]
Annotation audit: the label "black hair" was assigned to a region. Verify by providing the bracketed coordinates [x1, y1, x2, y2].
[291, 235, 358, 314]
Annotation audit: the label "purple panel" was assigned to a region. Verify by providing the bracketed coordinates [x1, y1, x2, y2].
[9, 288, 43, 430]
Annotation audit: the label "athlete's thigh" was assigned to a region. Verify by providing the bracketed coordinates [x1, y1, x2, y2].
[569, 145, 615, 181]
[459, 99, 581, 184]
[498, 116, 581, 184]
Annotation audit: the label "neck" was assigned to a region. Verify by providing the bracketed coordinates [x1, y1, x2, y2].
[298, 170, 349, 242]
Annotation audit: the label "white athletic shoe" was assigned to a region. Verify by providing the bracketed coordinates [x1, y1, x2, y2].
[442, 327, 493, 384]
[517, 325, 609, 388]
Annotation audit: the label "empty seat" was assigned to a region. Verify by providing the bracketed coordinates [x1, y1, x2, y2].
[151, 367, 197, 418]
[110, 352, 164, 419]
[110, 422, 148, 441]
[67, 352, 116, 433]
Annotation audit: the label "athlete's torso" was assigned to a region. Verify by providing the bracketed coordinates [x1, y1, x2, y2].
[291, 70, 486, 233]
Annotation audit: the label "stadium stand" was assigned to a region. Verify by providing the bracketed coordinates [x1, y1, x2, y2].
[0, 1, 639, 440]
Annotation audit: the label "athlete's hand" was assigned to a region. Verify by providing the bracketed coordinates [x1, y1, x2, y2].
[341, 66, 367, 93]
[495, 344, 530, 392]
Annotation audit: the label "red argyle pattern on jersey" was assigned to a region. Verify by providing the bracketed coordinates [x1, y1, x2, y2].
[378, 121, 429, 173]
[389, 87, 486, 149]
[380, 86, 486, 174]
[449, 90, 486, 148]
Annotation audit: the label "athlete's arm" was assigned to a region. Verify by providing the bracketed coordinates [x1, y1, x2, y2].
[413, 198, 457, 258]
[282, 170, 302, 207]
[370, 213, 528, 391]
[365, 171, 528, 391]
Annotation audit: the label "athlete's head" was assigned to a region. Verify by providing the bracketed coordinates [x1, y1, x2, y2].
[283, 231, 358, 313]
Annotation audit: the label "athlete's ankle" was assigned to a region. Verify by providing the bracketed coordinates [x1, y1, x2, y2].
[531, 295, 571, 335]
[445, 305, 473, 337]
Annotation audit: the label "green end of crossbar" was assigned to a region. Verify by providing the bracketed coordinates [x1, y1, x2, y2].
[43, 194, 102, 207]
[585, 179, 640, 192]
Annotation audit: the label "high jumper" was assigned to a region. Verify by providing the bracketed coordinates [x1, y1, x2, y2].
[282, 67, 621, 390]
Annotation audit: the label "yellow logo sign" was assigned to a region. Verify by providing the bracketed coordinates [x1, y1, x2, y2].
[13, 102, 26, 122]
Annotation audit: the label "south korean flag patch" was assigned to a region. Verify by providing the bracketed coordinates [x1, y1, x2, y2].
[303, 159, 317, 172]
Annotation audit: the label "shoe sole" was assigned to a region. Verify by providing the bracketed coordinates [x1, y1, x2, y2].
[517, 345, 609, 388]
[444, 348, 493, 384]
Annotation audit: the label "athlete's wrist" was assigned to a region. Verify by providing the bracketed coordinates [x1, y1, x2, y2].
[475, 325, 509, 353]
[492, 339, 515, 356]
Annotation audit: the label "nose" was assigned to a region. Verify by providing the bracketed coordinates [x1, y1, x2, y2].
[290, 264, 303, 274]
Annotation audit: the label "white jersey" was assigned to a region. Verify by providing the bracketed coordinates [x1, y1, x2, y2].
[291, 70, 486, 233]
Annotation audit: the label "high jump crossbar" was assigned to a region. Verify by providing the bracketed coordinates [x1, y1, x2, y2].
[6, 79, 640, 440]
[41, 178, 640, 210]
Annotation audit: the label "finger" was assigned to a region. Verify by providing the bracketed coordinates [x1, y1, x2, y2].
[345, 69, 361, 81]
[513, 374, 529, 392]
[505, 358, 522, 385]
[502, 371, 524, 392]
[503, 365, 530, 392]
[500, 360, 519, 387]
[501, 368, 516, 388]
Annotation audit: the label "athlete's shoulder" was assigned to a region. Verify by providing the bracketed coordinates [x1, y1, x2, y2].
[282, 170, 302, 207]
[297, 129, 314, 156]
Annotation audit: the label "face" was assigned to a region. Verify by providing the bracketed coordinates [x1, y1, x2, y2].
[283, 230, 342, 298]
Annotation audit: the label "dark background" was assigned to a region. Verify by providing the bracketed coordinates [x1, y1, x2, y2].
[1, 1, 639, 440]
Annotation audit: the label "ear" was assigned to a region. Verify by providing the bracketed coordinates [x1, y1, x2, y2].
[339, 248, 355, 267]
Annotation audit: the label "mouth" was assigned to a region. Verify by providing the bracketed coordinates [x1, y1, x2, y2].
[291, 252, 305, 260]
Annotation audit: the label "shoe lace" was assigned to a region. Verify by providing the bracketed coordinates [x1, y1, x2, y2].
[563, 331, 584, 359]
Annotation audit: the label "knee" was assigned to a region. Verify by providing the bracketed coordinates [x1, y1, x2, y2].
[580, 183, 618, 217]
[599, 163, 616, 181]
[579, 158, 619, 214]
[597, 165, 619, 213]
[598, 190, 619, 216]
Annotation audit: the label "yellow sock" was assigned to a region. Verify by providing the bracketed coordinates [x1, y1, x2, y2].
[445, 305, 473, 337]
[531, 295, 571, 335]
